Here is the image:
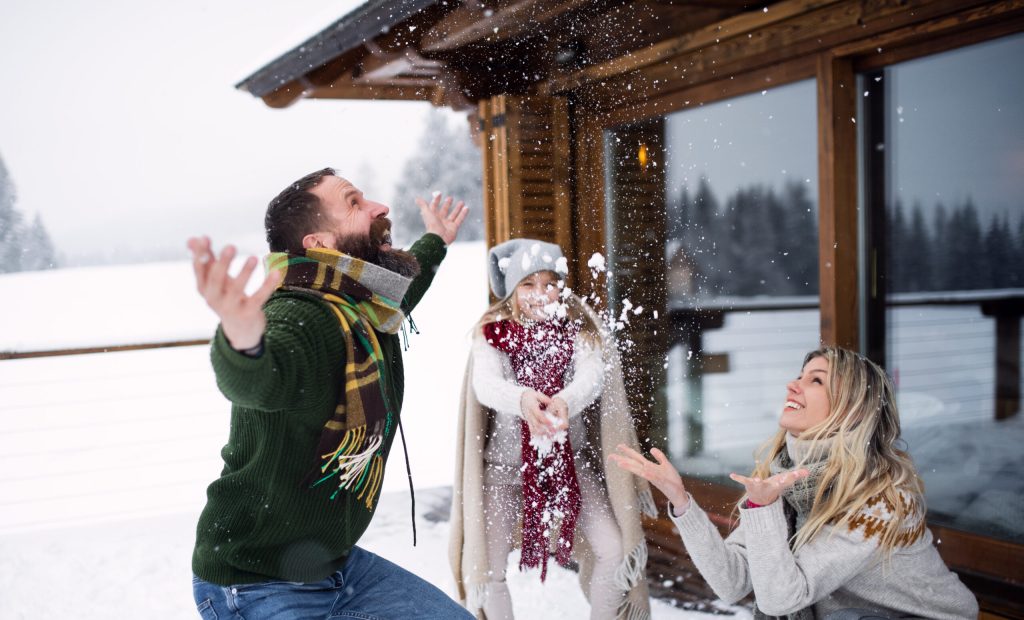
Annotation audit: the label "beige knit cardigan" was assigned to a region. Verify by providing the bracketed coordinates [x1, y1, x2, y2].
[448, 319, 657, 620]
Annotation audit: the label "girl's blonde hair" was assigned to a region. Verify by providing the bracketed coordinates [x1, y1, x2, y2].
[749, 346, 925, 552]
[474, 271, 602, 347]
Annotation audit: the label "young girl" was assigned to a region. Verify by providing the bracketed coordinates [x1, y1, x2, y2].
[612, 346, 978, 620]
[449, 239, 656, 620]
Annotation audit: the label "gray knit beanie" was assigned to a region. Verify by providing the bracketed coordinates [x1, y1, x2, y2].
[488, 238, 568, 299]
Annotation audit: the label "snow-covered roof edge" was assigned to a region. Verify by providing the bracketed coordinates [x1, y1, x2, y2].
[236, 0, 439, 98]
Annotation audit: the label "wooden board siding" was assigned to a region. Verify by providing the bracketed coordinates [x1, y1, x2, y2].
[478, 93, 574, 262]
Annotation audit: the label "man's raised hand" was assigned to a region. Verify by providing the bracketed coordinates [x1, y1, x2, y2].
[416, 192, 467, 245]
[187, 236, 280, 351]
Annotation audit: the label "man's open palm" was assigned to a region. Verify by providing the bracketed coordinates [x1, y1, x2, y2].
[188, 236, 280, 350]
[417, 193, 467, 245]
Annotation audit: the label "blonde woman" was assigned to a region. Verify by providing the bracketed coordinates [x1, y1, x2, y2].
[449, 239, 656, 620]
[611, 347, 978, 620]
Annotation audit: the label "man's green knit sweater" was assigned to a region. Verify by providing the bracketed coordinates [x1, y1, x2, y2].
[192, 234, 447, 586]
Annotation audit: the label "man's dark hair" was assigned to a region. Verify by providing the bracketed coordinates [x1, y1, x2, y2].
[265, 167, 336, 252]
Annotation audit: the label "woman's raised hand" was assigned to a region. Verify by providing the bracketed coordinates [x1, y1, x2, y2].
[729, 469, 810, 506]
[610, 444, 690, 514]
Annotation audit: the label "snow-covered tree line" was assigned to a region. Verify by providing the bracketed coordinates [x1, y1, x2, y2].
[0, 152, 57, 273]
[389, 109, 484, 245]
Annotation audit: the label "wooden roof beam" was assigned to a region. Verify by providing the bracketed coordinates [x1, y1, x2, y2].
[542, 0, 839, 94]
[260, 78, 314, 109]
[421, 0, 626, 53]
[357, 47, 444, 82]
[308, 80, 437, 102]
[651, 0, 764, 7]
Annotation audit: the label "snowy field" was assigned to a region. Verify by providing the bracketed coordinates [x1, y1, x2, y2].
[0, 241, 752, 619]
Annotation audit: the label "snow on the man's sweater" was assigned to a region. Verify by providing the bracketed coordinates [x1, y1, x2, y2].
[0, 242, 747, 618]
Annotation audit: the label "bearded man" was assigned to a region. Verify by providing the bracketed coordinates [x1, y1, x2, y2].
[187, 168, 471, 619]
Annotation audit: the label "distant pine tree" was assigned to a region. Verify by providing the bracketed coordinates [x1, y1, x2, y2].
[20, 213, 58, 271]
[1017, 214, 1024, 288]
[390, 109, 484, 245]
[667, 185, 689, 242]
[688, 177, 722, 296]
[0, 151, 58, 273]
[671, 178, 819, 298]
[905, 203, 932, 292]
[722, 185, 781, 296]
[778, 180, 818, 295]
[888, 200, 909, 292]
[0, 153, 23, 273]
[944, 200, 986, 290]
[984, 213, 1014, 289]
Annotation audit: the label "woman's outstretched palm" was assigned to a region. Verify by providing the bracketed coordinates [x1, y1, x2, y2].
[729, 469, 810, 506]
[610, 444, 689, 512]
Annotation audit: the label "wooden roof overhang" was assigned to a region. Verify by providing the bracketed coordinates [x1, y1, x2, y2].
[236, 0, 766, 110]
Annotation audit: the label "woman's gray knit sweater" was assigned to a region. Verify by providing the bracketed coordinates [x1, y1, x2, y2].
[668, 436, 978, 619]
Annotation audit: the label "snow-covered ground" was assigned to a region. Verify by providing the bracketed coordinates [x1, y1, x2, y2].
[0, 487, 748, 620]
[0, 241, 753, 618]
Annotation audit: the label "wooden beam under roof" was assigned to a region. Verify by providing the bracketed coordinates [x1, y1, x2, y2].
[651, 0, 764, 7]
[308, 81, 437, 102]
[420, 0, 629, 52]
[356, 47, 444, 82]
[260, 79, 312, 109]
[542, 0, 836, 94]
[258, 70, 438, 109]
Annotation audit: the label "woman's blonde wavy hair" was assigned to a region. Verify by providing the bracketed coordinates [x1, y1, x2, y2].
[474, 271, 602, 347]
[748, 346, 925, 552]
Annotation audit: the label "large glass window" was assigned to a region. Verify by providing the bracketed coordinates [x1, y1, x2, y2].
[860, 33, 1024, 544]
[604, 80, 819, 480]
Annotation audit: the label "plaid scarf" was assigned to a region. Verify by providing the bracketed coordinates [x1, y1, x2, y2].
[483, 318, 582, 582]
[265, 248, 412, 510]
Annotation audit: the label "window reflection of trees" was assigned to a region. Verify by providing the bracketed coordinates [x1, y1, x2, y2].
[888, 200, 1024, 293]
[667, 177, 818, 300]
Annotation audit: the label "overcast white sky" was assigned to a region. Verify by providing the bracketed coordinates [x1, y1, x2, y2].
[0, 0, 457, 264]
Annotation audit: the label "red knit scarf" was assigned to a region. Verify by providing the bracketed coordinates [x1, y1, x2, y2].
[483, 318, 583, 581]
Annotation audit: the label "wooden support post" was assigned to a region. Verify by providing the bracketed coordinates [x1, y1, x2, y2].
[983, 300, 1023, 421]
[995, 315, 1021, 420]
[817, 53, 859, 349]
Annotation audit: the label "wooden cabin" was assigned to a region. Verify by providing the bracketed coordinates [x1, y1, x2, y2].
[238, 1, 1024, 616]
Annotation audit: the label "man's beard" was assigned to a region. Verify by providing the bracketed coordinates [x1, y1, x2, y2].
[333, 217, 421, 278]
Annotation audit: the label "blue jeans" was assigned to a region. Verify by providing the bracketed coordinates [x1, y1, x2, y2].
[192, 546, 472, 620]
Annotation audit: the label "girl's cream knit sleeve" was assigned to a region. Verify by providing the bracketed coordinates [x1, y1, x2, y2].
[554, 338, 604, 418]
[470, 334, 528, 419]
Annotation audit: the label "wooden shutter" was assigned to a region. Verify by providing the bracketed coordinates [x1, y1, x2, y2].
[477, 94, 573, 256]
